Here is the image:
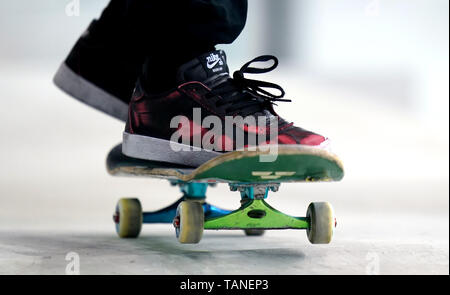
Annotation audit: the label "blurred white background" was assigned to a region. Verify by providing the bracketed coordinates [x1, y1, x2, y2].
[0, 0, 448, 274]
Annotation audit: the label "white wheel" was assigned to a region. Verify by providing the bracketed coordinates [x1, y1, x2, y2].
[113, 198, 143, 238]
[173, 201, 204, 244]
[306, 202, 335, 244]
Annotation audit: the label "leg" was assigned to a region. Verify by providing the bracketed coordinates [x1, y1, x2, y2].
[55, 0, 248, 119]
[137, 0, 249, 92]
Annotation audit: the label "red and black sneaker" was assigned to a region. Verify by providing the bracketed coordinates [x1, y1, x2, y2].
[123, 50, 330, 166]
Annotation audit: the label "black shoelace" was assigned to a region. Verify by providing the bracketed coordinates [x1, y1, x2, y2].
[208, 55, 291, 117]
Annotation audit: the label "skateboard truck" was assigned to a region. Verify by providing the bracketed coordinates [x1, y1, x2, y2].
[204, 183, 309, 231]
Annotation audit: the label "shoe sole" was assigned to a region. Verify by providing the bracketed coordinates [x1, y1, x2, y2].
[53, 63, 128, 122]
[123, 132, 332, 167]
[123, 132, 222, 167]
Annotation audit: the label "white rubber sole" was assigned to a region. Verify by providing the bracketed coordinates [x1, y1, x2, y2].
[122, 132, 222, 167]
[53, 63, 128, 122]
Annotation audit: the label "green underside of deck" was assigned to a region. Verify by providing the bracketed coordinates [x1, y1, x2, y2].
[194, 153, 343, 183]
[204, 199, 309, 230]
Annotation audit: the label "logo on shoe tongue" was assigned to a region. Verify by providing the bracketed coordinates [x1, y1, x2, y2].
[206, 53, 224, 71]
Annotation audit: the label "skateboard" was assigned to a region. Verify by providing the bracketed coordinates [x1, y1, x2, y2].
[107, 144, 344, 244]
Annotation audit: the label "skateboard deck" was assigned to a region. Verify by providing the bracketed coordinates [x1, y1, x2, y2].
[107, 144, 344, 183]
[107, 143, 344, 244]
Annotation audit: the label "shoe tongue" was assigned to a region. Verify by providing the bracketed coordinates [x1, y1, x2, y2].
[176, 50, 229, 84]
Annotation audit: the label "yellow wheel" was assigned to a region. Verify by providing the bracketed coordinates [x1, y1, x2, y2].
[173, 201, 204, 244]
[306, 202, 335, 244]
[113, 198, 142, 238]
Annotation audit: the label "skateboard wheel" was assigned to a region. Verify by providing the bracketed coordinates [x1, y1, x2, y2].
[114, 198, 143, 238]
[306, 202, 334, 244]
[244, 229, 265, 236]
[174, 201, 204, 244]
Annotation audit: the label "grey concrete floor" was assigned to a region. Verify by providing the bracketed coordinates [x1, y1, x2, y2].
[0, 212, 448, 275]
[0, 67, 448, 275]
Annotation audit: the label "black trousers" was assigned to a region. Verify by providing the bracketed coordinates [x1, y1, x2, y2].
[95, 0, 248, 59]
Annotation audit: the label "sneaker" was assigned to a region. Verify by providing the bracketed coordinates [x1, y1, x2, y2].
[53, 20, 143, 121]
[123, 50, 330, 166]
